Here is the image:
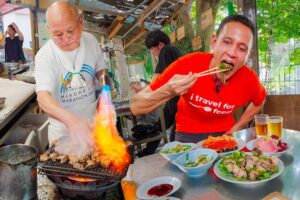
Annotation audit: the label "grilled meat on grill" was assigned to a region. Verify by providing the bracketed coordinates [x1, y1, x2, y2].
[40, 147, 115, 170]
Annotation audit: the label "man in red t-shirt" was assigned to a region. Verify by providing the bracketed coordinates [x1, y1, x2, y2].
[130, 15, 266, 143]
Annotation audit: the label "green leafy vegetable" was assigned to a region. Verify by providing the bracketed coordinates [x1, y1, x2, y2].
[160, 144, 192, 154]
[217, 151, 280, 181]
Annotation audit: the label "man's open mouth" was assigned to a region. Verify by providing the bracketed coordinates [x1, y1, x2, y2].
[220, 60, 234, 71]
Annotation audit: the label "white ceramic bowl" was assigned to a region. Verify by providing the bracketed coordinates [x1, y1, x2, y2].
[172, 148, 218, 178]
[159, 141, 197, 161]
[136, 176, 181, 199]
[246, 138, 291, 157]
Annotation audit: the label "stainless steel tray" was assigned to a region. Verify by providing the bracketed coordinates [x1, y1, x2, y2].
[0, 97, 6, 110]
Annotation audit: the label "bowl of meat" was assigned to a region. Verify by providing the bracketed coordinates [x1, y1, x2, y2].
[213, 150, 284, 187]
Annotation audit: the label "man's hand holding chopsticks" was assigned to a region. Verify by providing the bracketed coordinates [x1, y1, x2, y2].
[167, 72, 198, 95]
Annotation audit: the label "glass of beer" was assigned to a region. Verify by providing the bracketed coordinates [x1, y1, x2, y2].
[268, 116, 283, 138]
[255, 114, 268, 136]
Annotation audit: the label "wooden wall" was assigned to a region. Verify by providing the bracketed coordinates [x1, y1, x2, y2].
[263, 95, 300, 131]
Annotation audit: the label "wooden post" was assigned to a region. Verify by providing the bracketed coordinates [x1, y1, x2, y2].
[30, 8, 38, 59]
[237, 0, 259, 74]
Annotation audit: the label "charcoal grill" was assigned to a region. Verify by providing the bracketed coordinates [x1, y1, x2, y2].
[37, 147, 127, 200]
[38, 159, 124, 182]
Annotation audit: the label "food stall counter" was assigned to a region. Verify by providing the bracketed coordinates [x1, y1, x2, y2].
[0, 78, 36, 143]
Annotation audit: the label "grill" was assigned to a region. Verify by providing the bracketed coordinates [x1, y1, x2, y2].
[37, 146, 129, 200]
[38, 160, 124, 183]
[37, 145, 125, 181]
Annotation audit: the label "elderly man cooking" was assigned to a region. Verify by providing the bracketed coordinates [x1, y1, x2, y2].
[34, 1, 108, 154]
[130, 15, 266, 143]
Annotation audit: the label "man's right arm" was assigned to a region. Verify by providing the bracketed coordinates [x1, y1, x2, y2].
[130, 73, 198, 115]
[37, 91, 77, 127]
[130, 86, 173, 115]
[37, 91, 91, 134]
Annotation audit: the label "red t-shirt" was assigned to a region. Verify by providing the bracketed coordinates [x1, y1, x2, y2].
[149, 52, 266, 134]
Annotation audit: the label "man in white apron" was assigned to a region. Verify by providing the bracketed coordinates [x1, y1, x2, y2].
[34, 1, 108, 154]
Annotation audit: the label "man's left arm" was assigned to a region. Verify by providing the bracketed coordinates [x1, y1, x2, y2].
[226, 101, 265, 134]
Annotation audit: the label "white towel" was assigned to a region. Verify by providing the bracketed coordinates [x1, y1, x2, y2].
[50, 37, 86, 89]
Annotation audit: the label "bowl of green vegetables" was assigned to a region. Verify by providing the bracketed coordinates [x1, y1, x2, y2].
[173, 148, 218, 177]
[159, 141, 196, 161]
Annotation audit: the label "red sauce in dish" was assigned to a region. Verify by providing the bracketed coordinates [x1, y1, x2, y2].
[147, 184, 173, 197]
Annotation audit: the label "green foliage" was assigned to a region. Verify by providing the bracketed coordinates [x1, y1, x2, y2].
[290, 47, 300, 65]
[257, 0, 300, 93]
[144, 51, 154, 79]
[126, 49, 154, 80]
[257, 0, 300, 53]
[215, 1, 231, 28]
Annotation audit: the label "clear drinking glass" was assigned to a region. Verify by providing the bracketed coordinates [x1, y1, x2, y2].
[268, 116, 283, 138]
[255, 114, 269, 136]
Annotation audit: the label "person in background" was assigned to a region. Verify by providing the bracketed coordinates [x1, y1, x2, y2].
[130, 78, 160, 157]
[130, 15, 266, 143]
[130, 30, 183, 156]
[34, 1, 107, 154]
[145, 30, 183, 142]
[2, 23, 25, 64]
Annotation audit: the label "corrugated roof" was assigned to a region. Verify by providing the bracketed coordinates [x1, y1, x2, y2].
[77, 0, 192, 53]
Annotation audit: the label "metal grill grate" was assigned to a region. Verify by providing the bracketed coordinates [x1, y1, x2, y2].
[37, 147, 126, 183]
[38, 162, 123, 182]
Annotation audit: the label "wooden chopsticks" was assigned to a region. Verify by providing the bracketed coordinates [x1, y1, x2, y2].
[168, 66, 231, 85]
[196, 67, 231, 78]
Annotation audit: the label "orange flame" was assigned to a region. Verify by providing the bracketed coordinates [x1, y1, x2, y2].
[93, 93, 131, 172]
[68, 176, 97, 182]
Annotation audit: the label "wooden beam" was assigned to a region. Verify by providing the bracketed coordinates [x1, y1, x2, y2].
[0, 7, 25, 17]
[76, 4, 125, 16]
[122, 0, 168, 39]
[164, 0, 194, 26]
[107, 15, 126, 39]
[124, 22, 147, 49]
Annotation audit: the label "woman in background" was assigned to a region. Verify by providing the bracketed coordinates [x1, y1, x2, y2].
[3, 23, 25, 64]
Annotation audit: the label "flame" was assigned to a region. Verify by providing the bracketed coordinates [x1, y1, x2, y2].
[93, 89, 131, 172]
[68, 176, 97, 182]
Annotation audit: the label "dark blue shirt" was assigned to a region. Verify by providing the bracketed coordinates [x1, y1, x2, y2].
[5, 36, 25, 63]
